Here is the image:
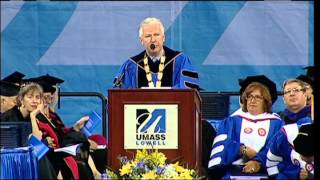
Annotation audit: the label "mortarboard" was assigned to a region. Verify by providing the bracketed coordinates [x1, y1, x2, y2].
[0, 80, 20, 96]
[296, 75, 313, 87]
[239, 75, 277, 104]
[296, 66, 314, 89]
[22, 77, 56, 94]
[38, 80, 56, 94]
[293, 123, 314, 157]
[304, 66, 314, 78]
[2, 71, 25, 85]
[37, 74, 64, 86]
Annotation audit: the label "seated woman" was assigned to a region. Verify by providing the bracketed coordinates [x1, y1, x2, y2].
[0, 83, 56, 179]
[208, 77, 284, 179]
[28, 81, 101, 179]
[37, 79, 107, 176]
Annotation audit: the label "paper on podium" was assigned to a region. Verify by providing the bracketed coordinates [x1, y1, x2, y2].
[141, 86, 172, 89]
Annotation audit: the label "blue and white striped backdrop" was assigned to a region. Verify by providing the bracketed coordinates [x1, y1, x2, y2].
[1, 1, 314, 132]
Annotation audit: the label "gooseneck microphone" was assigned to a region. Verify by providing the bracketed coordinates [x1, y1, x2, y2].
[150, 44, 156, 50]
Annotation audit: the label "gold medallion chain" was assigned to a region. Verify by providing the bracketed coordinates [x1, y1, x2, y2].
[143, 54, 166, 88]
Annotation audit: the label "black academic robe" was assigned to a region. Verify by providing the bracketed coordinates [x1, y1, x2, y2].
[36, 112, 94, 180]
[113, 46, 200, 89]
[0, 106, 57, 179]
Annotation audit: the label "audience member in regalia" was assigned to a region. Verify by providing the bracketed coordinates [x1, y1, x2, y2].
[0, 80, 20, 114]
[113, 17, 200, 89]
[24, 77, 105, 179]
[296, 66, 314, 107]
[207, 75, 284, 179]
[277, 79, 312, 125]
[0, 83, 57, 179]
[230, 75, 272, 117]
[266, 122, 314, 179]
[2, 71, 26, 86]
[0, 71, 25, 114]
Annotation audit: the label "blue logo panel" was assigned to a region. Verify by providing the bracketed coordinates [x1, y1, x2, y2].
[136, 109, 166, 133]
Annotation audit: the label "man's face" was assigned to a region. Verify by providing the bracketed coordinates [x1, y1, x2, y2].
[43, 92, 53, 108]
[140, 22, 165, 57]
[304, 83, 313, 106]
[283, 82, 307, 112]
[0, 95, 17, 113]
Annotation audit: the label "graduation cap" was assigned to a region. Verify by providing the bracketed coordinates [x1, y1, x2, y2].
[296, 66, 314, 88]
[37, 74, 64, 86]
[22, 77, 56, 93]
[0, 80, 20, 96]
[304, 66, 314, 78]
[239, 75, 277, 104]
[2, 71, 25, 85]
[293, 123, 314, 157]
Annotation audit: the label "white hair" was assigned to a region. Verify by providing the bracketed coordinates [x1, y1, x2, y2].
[139, 17, 165, 38]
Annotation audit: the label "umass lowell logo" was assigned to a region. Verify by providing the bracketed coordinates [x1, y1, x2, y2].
[136, 109, 166, 145]
[136, 109, 166, 133]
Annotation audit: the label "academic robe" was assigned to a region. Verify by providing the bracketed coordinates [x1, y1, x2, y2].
[0, 106, 28, 122]
[113, 46, 200, 89]
[266, 122, 313, 180]
[43, 109, 108, 174]
[208, 110, 284, 179]
[278, 106, 311, 125]
[35, 111, 94, 180]
[0, 106, 57, 179]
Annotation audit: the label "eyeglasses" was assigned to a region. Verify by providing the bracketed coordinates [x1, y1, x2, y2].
[283, 88, 305, 95]
[246, 95, 264, 102]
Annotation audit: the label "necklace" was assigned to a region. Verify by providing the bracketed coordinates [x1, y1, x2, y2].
[143, 54, 166, 88]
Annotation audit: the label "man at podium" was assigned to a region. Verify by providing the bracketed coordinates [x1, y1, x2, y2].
[113, 17, 200, 90]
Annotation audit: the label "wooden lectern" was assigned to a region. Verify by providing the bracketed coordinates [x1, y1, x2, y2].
[108, 89, 202, 173]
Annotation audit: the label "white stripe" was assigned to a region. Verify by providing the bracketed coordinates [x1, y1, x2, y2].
[267, 166, 279, 176]
[290, 149, 306, 169]
[283, 124, 299, 146]
[212, 134, 227, 146]
[210, 145, 224, 157]
[232, 158, 245, 165]
[231, 111, 281, 120]
[208, 157, 221, 168]
[267, 150, 283, 162]
[266, 159, 280, 167]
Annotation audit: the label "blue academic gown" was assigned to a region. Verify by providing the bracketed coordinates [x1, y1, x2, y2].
[113, 46, 199, 89]
[266, 121, 313, 180]
[278, 106, 312, 125]
[208, 110, 284, 179]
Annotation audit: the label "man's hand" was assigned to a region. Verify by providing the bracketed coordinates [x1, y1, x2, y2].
[299, 169, 308, 180]
[240, 145, 257, 159]
[242, 160, 261, 173]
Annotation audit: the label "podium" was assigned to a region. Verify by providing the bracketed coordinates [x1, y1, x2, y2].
[108, 89, 202, 173]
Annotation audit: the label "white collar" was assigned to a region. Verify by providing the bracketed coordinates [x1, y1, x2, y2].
[148, 49, 164, 62]
[232, 110, 281, 121]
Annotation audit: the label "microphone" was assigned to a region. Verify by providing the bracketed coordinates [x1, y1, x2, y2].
[113, 64, 128, 88]
[150, 44, 155, 50]
[113, 73, 124, 88]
